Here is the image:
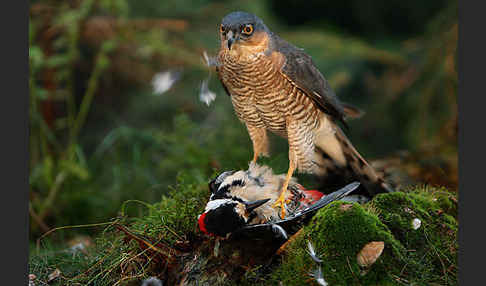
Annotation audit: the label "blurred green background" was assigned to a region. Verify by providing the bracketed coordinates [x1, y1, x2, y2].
[29, 0, 457, 241]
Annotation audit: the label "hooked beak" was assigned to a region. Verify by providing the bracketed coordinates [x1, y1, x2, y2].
[227, 30, 238, 50]
[245, 198, 271, 212]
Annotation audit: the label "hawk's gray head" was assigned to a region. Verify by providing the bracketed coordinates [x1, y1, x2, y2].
[220, 11, 271, 50]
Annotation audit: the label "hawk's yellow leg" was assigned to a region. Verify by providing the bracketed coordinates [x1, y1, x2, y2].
[247, 125, 269, 163]
[273, 157, 295, 218]
[274, 118, 302, 218]
[252, 153, 260, 163]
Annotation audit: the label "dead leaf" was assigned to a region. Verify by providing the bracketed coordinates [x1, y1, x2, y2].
[48, 268, 61, 283]
[357, 241, 385, 268]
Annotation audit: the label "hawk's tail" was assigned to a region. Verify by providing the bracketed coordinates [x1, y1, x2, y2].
[312, 122, 394, 197]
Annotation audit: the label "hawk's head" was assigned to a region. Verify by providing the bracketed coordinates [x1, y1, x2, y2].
[219, 11, 272, 54]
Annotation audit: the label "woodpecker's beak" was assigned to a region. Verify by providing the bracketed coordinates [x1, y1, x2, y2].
[227, 30, 238, 50]
[245, 198, 271, 212]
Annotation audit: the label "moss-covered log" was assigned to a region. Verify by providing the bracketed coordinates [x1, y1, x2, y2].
[268, 188, 457, 285]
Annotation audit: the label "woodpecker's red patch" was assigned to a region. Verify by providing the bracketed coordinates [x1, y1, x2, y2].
[294, 184, 325, 206]
[304, 190, 324, 202]
[198, 212, 209, 235]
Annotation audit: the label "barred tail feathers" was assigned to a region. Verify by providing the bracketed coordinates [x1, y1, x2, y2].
[312, 120, 393, 197]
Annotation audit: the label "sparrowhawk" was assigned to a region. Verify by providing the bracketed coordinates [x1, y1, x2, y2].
[215, 11, 393, 217]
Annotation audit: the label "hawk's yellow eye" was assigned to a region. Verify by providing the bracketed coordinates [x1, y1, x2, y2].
[220, 25, 224, 33]
[242, 24, 253, 35]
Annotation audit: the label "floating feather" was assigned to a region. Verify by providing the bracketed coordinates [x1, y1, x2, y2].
[152, 70, 182, 95]
[306, 240, 323, 263]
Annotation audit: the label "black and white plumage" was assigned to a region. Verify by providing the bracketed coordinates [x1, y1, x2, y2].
[231, 181, 360, 242]
[198, 163, 360, 239]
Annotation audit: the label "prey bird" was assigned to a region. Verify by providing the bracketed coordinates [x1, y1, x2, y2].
[198, 163, 360, 238]
[215, 11, 393, 217]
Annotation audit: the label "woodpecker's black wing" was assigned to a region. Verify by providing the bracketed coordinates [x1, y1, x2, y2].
[231, 182, 360, 241]
[289, 181, 360, 216]
[274, 36, 348, 129]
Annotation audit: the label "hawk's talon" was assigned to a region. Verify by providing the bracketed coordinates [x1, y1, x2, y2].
[273, 191, 289, 218]
[251, 152, 260, 164]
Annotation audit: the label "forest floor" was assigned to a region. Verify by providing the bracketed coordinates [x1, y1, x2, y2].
[29, 151, 457, 286]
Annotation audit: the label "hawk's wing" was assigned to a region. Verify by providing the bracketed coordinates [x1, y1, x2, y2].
[274, 37, 348, 129]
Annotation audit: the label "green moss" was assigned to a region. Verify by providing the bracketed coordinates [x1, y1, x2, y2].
[127, 170, 210, 245]
[29, 170, 211, 285]
[31, 182, 457, 286]
[266, 188, 457, 286]
[370, 190, 457, 285]
[269, 201, 404, 286]
[434, 191, 458, 218]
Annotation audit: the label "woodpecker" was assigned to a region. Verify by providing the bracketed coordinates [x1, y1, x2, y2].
[198, 163, 360, 238]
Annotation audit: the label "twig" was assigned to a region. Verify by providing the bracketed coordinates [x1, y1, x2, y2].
[113, 273, 145, 286]
[424, 229, 449, 283]
[67, 244, 118, 281]
[93, 233, 170, 284]
[36, 220, 117, 252]
[276, 229, 303, 255]
[29, 203, 50, 233]
[114, 223, 182, 259]
[391, 274, 410, 285]
[69, 49, 109, 144]
[346, 256, 359, 284]
[38, 171, 68, 221]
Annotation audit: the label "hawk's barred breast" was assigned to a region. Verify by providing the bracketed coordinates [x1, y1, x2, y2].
[218, 51, 321, 139]
[218, 49, 325, 173]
